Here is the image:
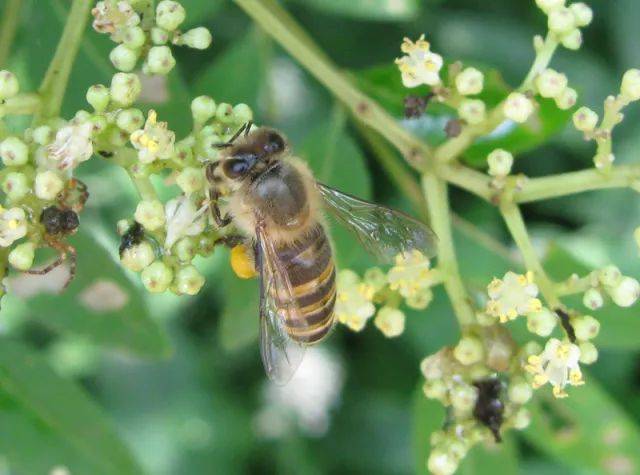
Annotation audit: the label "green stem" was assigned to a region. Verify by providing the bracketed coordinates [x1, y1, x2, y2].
[0, 93, 41, 116]
[436, 162, 493, 202]
[423, 173, 476, 326]
[499, 201, 560, 307]
[0, 0, 23, 67]
[36, 0, 92, 122]
[128, 172, 159, 202]
[233, 0, 431, 169]
[555, 273, 593, 297]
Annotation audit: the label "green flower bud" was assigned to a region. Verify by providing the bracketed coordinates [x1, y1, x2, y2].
[535, 68, 568, 99]
[134, 200, 165, 231]
[174, 237, 195, 262]
[121, 241, 155, 272]
[598, 265, 621, 287]
[156, 0, 186, 31]
[0, 70, 19, 99]
[609, 276, 640, 307]
[8, 242, 35, 271]
[141, 260, 174, 293]
[232, 103, 253, 124]
[215, 103, 234, 123]
[573, 314, 600, 341]
[2, 172, 30, 201]
[123, 25, 146, 49]
[561, 29, 582, 51]
[110, 72, 141, 107]
[427, 449, 458, 475]
[199, 134, 222, 160]
[32, 126, 54, 145]
[86, 84, 110, 113]
[174, 265, 205, 295]
[191, 96, 217, 124]
[508, 378, 533, 404]
[548, 7, 575, 35]
[512, 408, 531, 430]
[526, 307, 557, 337]
[453, 336, 484, 365]
[90, 115, 108, 135]
[174, 139, 194, 162]
[117, 219, 131, 236]
[555, 86, 577, 110]
[180, 27, 212, 50]
[487, 148, 513, 177]
[422, 380, 447, 401]
[146, 46, 176, 75]
[582, 287, 604, 310]
[406, 288, 433, 310]
[74, 109, 91, 122]
[458, 99, 486, 125]
[109, 44, 140, 72]
[621, 69, 640, 102]
[374, 306, 405, 338]
[34, 170, 64, 200]
[196, 234, 216, 256]
[572, 106, 598, 132]
[176, 167, 204, 194]
[578, 340, 598, 364]
[570, 3, 593, 27]
[450, 383, 478, 414]
[150, 27, 169, 45]
[116, 108, 145, 133]
[108, 127, 130, 147]
[0, 137, 29, 166]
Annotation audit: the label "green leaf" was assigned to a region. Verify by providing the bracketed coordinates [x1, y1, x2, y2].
[180, 0, 226, 27]
[0, 340, 144, 474]
[459, 438, 519, 475]
[218, 264, 260, 352]
[290, 0, 420, 21]
[412, 385, 446, 475]
[523, 374, 640, 474]
[16, 219, 171, 359]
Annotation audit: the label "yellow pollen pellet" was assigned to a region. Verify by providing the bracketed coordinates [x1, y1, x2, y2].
[230, 244, 257, 279]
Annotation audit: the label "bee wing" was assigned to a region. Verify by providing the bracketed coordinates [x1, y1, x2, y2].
[255, 224, 306, 385]
[317, 183, 438, 263]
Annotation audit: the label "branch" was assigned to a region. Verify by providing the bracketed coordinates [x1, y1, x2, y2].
[0, 0, 23, 67]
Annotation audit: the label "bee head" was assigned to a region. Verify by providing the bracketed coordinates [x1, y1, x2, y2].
[221, 127, 288, 180]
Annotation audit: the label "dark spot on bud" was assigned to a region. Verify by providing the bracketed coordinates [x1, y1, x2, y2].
[98, 150, 114, 158]
[356, 101, 370, 115]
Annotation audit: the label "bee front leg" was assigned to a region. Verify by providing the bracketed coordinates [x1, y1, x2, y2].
[214, 235, 245, 248]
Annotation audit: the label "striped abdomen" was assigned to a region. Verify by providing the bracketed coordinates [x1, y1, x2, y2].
[275, 224, 336, 344]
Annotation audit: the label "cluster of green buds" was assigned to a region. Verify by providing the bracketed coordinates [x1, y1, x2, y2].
[92, 0, 212, 74]
[334, 250, 438, 338]
[535, 0, 593, 50]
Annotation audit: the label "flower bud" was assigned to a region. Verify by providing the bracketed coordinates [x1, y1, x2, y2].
[453, 336, 484, 365]
[198, 134, 222, 160]
[458, 99, 486, 125]
[422, 380, 447, 400]
[110, 73, 141, 106]
[134, 200, 165, 231]
[109, 44, 139, 72]
[232, 103, 253, 124]
[191, 96, 217, 124]
[34, 171, 64, 200]
[508, 378, 533, 404]
[487, 148, 513, 177]
[146, 46, 176, 75]
[174, 237, 195, 262]
[450, 383, 478, 414]
[570, 3, 593, 27]
[427, 449, 458, 475]
[123, 25, 146, 49]
[121, 241, 155, 272]
[32, 126, 54, 145]
[216, 103, 234, 123]
[0, 137, 29, 166]
[512, 408, 531, 430]
[374, 306, 405, 338]
[535, 0, 565, 14]
[556, 87, 577, 110]
[594, 152, 614, 170]
[116, 108, 145, 133]
[2, 172, 30, 201]
[598, 265, 621, 287]
[174, 265, 205, 295]
[476, 311, 497, 326]
[548, 7, 575, 34]
[572, 106, 598, 132]
[609, 276, 640, 307]
[0, 70, 19, 99]
[582, 287, 604, 310]
[578, 341, 598, 364]
[503, 92, 534, 123]
[573, 314, 600, 341]
[180, 27, 212, 50]
[561, 29, 582, 50]
[406, 288, 433, 310]
[176, 167, 204, 194]
[156, 0, 186, 31]
[8, 242, 35, 271]
[141, 261, 173, 293]
[150, 27, 170, 45]
[535, 69, 568, 98]
[526, 307, 557, 337]
[455, 67, 484, 95]
[621, 69, 640, 102]
[117, 219, 131, 236]
[86, 84, 110, 112]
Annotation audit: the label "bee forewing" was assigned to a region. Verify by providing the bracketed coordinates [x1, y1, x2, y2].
[317, 183, 438, 263]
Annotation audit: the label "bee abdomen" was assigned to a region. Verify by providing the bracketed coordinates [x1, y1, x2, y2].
[275, 225, 336, 344]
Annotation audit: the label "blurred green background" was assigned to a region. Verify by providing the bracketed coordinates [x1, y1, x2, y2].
[1, 0, 640, 474]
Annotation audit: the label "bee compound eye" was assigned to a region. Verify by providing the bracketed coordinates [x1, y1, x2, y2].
[223, 156, 254, 179]
[265, 132, 285, 154]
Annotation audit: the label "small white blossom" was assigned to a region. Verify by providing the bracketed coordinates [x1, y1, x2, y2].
[621, 69, 640, 102]
[395, 35, 443, 88]
[92, 1, 140, 41]
[535, 69, 568, 99]
[573, 315, 600, 341]
[487, 148, 513, 177]
[570, 3, 593, 27]
[387, 250, 433, 299]
[525, 338, 584, 398]
[578, 341, 598, 364]
[335, 270, 375, 332]
[555, 86, 577, 109]
[374, 306, 405, 338]
[458, 99, 486, 125]
[486, 271, 542, 322]
[608, 276, 640, 307]
[130, 110, 175, 164]
[0, 206, 27, 247]
[455, 67, 484, 95]
[573, 106, 599, 132]
[561, 29, 582, 50]
[548, 7, 576, 34]
[535, 0, 565, 14]
[582, 287, 604, 310]
[47, 122, 94, 171]
[503, 92, 534, 123]
[164, 196, 207, 250]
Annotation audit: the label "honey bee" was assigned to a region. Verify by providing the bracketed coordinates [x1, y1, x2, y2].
[207, 123, 437, 383]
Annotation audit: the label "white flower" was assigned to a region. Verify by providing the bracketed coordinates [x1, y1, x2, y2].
[525, 338, 584, 398]
[458, 99, 486, 125]
[486, 271, 542, 322]
[608, 276, 640, 307]
[395, 35, 443, 88]
[455, 67, 484, 95]
[47, 122, 94, 171]
[164, 196, 207, 250]
[621, 69, 640, 102]
[387, 249, 433, 299]
[92, 1, 140, 41]
[573, 106, 599, 132]
[374, 306, 405, 338]
[503, 92, 535, 123]
[130, 110, 175, 164]
[335, 269, 376, 332]
[0, 206, 27, 247]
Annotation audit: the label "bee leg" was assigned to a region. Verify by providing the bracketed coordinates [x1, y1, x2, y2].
[214, 235, 245, 248]
[210, 199, 233, 227]
[244, 121, 253, 136]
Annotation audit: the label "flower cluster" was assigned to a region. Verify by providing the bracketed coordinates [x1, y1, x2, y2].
[535, 1, 592, 50]
[335, 250, 435, 338]
[92, 0, 212, 74]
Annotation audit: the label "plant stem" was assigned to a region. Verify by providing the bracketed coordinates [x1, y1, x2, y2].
[436, 162, 493, 202]
[555, 274, 593, 297]
[0, 0, 23, 68]
[423, 173, 476, 326]
[499, 201, 560, 307]
[0, 93, 41, 116]
[36, 0, 92, 122]
[233, 0, 431, 169]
